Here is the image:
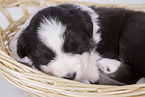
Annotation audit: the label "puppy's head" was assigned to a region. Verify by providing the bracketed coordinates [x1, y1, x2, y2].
[10, 4, 100, 83]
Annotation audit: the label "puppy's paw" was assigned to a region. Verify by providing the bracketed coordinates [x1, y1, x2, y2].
[98, 58, 121, 74]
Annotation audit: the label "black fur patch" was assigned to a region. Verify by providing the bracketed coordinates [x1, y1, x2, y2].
[92, 7, 145, 84]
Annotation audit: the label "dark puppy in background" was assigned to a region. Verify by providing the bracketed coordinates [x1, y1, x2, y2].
[93, 7, 145, 84]
[9, 3, 145, 85]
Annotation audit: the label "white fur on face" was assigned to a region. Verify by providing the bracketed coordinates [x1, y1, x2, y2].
[38, 17, 66, 54]
[40, 51, 100, 83]
[38, 18, 100, 83]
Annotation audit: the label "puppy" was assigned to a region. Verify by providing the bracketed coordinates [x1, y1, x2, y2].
[92, 7, 145, 84]
[9, 3, 145, 85]
[9, 4, 101, 84]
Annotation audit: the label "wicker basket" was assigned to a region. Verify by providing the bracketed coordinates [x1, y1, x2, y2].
[1, 0, 145, 97]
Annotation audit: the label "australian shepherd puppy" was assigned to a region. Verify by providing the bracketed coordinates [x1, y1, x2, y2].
[9, 3, 145, 85]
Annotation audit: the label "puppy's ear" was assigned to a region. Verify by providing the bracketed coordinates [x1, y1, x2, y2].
[81, 21, 93, 38]
[17, 34, 27, 58]
[84, 21, 93, 38]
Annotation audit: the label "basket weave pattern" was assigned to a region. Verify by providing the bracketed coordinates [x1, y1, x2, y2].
[1, 0, 145, 96]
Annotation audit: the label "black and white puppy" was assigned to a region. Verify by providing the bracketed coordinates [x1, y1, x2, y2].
[9, 3, 145, 85]
[9, 4, 101, 84]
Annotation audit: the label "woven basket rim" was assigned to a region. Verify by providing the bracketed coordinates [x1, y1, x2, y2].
[1, 0, 145, 97]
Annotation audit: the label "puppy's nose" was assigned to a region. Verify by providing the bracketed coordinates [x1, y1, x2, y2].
[63, 72, 76, 80]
